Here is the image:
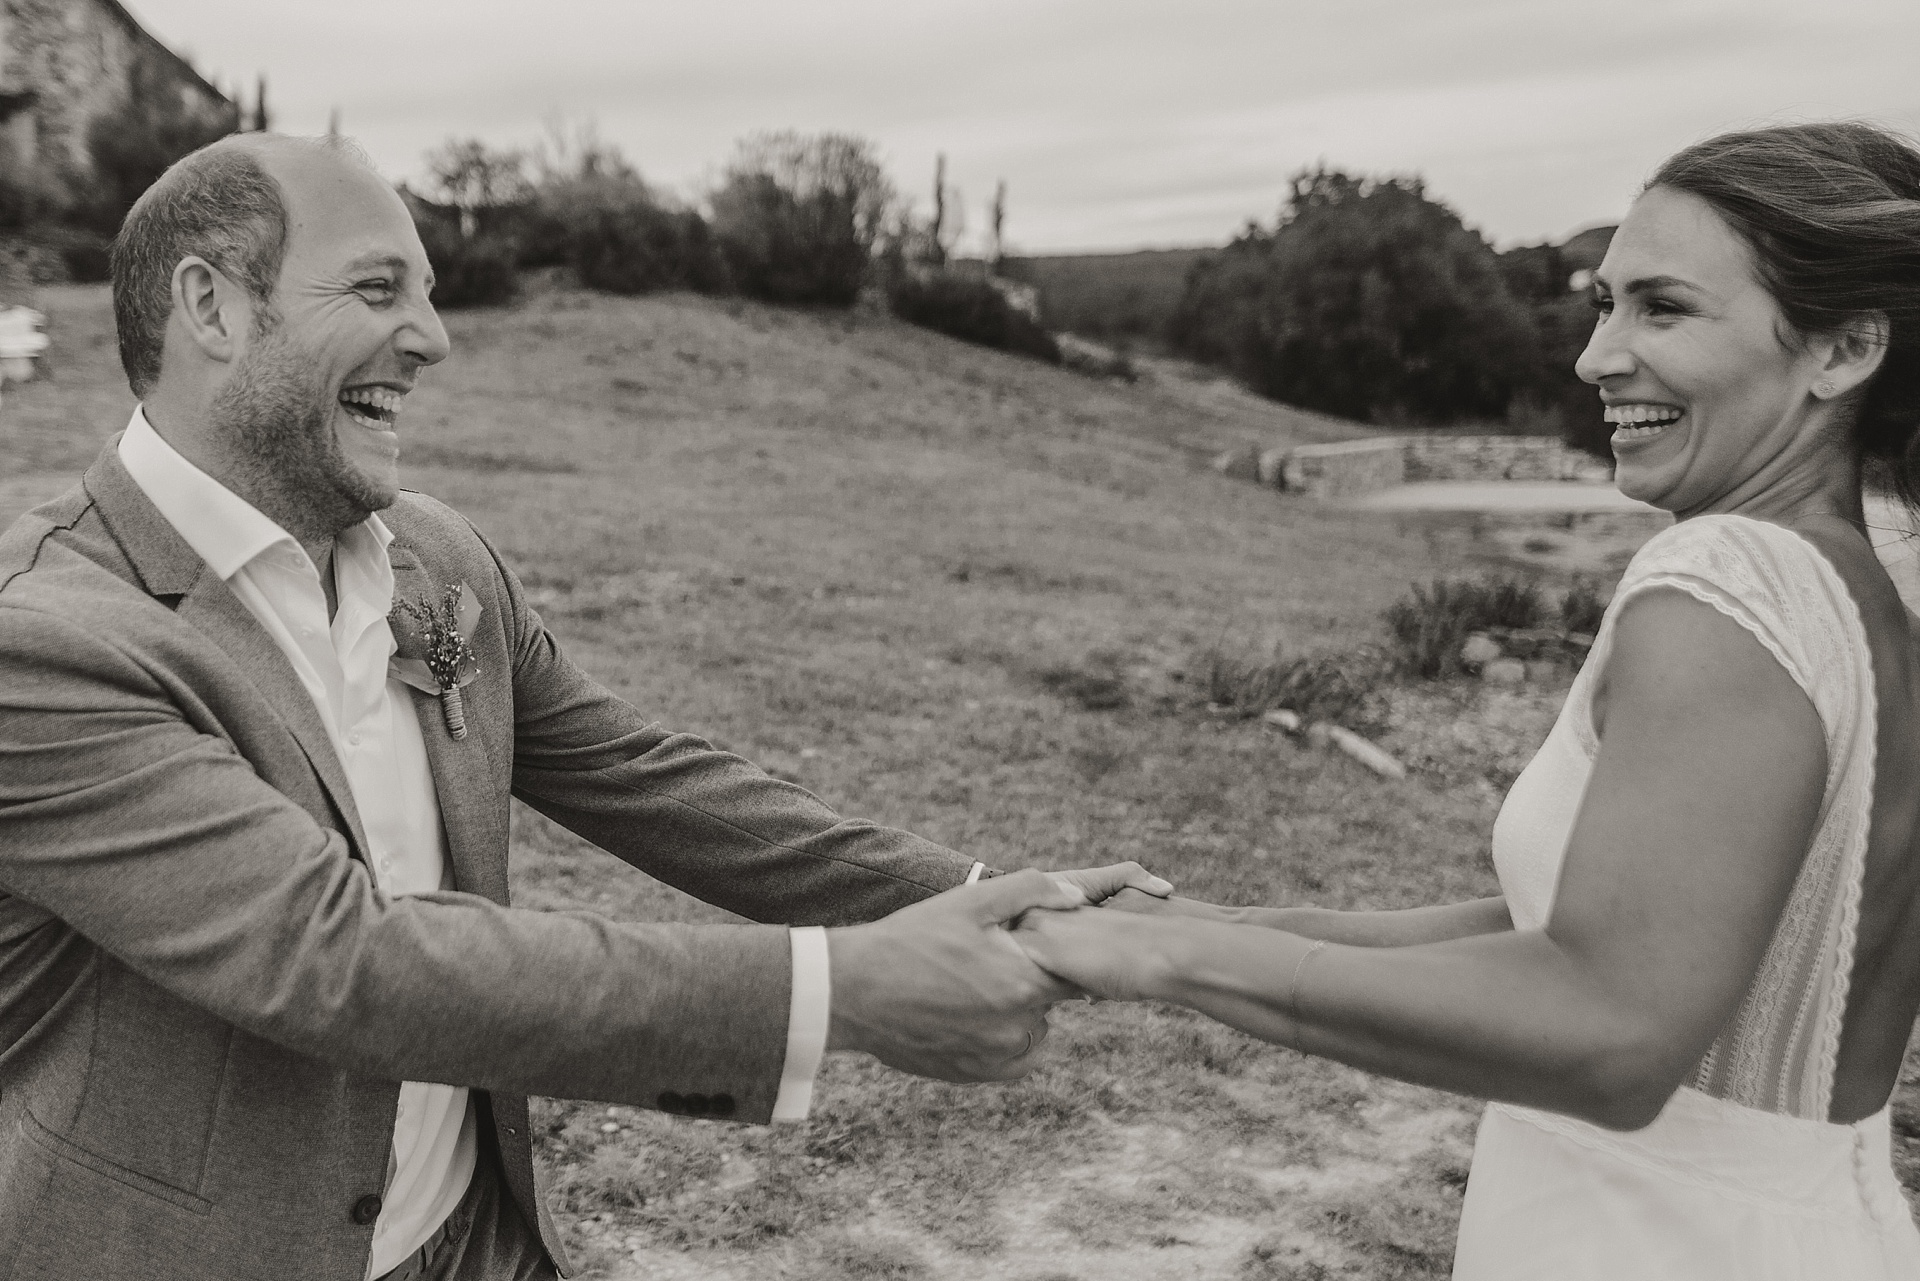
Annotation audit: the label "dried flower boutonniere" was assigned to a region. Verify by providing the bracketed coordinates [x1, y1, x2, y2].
[389, 582, 483, 739]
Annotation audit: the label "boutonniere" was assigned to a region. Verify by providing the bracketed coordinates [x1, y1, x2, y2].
[389, 582, 483, 739]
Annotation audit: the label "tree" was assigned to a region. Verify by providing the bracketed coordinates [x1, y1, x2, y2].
[709, 131, 894, 306]
[989, 179, 1007, 268]
[82, 50, 240, 233]
[423, 138, 531, 239]
[246, 75, 271, 133]
[1170, 167, 1540, 424]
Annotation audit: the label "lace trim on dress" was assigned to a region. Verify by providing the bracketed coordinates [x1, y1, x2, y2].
[1569, 515, 1876, 1120]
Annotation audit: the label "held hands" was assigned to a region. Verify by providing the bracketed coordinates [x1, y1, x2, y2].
[1013, 905, 1175, 1004]
[826, 870, 1084, 1083]
[824, 863, 1170, 1083]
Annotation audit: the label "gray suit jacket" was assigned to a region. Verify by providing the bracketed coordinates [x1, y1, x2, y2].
[0, 442, 976, 1280]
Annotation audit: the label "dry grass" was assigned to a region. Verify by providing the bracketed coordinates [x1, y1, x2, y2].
[4, 282, 1915, 1280]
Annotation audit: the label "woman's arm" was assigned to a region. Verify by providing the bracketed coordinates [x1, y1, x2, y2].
[1107, 891, 1513, 947]
[1023, 590, 1826, 1130]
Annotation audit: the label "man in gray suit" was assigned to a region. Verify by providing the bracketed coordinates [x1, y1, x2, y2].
[0, 133, 1166, 1281]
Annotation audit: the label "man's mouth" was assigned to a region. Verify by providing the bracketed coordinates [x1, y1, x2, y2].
[1604, 403, 1685, 441]
[339, 385, 405, 429]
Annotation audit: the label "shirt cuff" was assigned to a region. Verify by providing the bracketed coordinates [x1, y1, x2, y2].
[965, 861, 986, 885]
[772, 926, 830, 1122]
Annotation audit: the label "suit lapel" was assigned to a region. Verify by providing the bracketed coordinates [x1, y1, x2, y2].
[83, 443, 374, 860]
[389, 540, 509, 905]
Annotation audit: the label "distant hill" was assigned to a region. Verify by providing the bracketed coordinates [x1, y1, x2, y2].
[998, 247, 1214, 346]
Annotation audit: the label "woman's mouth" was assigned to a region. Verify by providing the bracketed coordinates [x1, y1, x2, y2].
[1605, 403, 1685, 442]
[339, 386, 404, 429]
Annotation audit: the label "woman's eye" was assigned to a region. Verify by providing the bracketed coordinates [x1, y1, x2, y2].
[1589, 294, 1613, 315]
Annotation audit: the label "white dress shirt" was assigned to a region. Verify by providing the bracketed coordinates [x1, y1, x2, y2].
[116, 409, 839, 1276]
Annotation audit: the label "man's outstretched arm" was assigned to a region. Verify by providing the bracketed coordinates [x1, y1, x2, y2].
[0, 604, 1086, 1116]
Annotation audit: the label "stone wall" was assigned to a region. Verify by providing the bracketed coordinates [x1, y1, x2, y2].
[1278, 438, 1405, 500]
[1273, 434, 1612, 498]
[1404, 435, 1612, 484]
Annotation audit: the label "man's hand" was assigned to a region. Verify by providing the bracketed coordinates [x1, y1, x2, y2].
[1046, 862, 1172, 906]
[827, 870, 1085, 1083]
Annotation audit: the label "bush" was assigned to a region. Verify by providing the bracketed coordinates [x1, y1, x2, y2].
[1559, 577, 1608, 634]
[540, 177, 726, 295]
[710, 132, 893, 307]
[1199, 646, 1384, 728]
[1384, 577, 1547, 679]
[414, 218, 519, 308]
[887, 270, 1059, 362]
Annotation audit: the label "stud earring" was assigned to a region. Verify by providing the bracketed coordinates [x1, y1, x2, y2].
[1815, 381, 1836, 397]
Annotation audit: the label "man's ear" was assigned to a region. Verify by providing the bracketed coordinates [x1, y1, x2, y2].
[1812, 310, 1889, 400]
[171, 256, 255, 365]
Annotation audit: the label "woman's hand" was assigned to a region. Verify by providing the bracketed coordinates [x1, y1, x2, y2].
[1013, 905, 1176, 1003]
[1102, 888, 1240, 922]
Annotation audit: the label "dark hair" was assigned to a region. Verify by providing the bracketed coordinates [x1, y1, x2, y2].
[109, 140, 289, 399]
[1650, 122, 1920, 513]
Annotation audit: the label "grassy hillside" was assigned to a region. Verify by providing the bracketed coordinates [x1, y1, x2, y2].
[3, 284, 1914, 1281]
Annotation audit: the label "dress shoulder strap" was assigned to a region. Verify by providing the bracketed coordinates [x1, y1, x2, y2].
[1609, 515, 1867, 760]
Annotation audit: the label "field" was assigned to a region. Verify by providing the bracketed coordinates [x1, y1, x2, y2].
[3, 283, 1917, 1279]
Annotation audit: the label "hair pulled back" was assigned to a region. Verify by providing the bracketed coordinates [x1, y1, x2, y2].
[1650, 122, 1920, 512]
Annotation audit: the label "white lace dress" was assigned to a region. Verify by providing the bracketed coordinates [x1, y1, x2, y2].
[1452, 514, 1920, 1280]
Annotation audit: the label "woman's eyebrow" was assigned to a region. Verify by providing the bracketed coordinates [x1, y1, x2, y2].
[1593, 271, 1705, 296]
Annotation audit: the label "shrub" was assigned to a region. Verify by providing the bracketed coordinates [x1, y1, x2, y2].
[1199, 646, 1384, 728]
[1384, 576, 1547, 679]
[710, 132, 893, 307]
[1559, 577, 1608, 634]
[414, 218, 519, 308]
[540, 177, 726, 295]
[887, 270, 1059, 362]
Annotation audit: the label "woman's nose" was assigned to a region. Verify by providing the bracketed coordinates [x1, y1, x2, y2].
[1574, 315, 1633, 386]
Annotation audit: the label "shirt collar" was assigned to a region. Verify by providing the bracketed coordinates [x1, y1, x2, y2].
[117, 406, 393, 581]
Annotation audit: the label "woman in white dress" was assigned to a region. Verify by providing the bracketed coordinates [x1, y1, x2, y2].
[1015, 121, 1920, 1279]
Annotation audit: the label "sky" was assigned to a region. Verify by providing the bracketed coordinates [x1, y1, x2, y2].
[132, 0, 1920, 255]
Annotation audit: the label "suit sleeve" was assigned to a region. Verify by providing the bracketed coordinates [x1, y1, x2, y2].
[459, 519, 984, 926]
[0, 603, 792, 1120]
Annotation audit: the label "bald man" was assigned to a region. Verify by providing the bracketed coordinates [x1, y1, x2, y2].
[0, 134, 1165, 1281]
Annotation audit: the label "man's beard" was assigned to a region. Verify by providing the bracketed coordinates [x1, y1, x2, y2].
[209, 322, 396, 534]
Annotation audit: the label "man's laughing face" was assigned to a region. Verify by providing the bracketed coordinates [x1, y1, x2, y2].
[223, 150, 449, 529]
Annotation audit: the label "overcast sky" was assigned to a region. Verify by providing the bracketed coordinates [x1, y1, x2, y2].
[133, 0, 1920, 255]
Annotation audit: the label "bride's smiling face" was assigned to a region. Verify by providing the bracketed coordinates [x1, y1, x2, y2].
[1577, 185, 1834, 516]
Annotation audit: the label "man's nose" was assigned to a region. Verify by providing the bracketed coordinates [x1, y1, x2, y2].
[1573, 313, 1632, 386]
[399, 301, 451, 368]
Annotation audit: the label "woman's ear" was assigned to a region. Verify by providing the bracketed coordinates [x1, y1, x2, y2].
[171, 256, 255, 365]
[1812, 310, 1889, 400]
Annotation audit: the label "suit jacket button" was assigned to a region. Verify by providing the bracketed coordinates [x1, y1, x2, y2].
[709, 1094, 736, 1118]
[351, 1193, 383, 1225]
[684, 1092, 711, 1115]
[657, 1091, 686, 1115]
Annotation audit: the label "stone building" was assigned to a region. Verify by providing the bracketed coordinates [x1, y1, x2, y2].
[0, 0, 231, 189]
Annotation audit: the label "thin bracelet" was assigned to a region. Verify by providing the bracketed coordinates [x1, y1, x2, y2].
[1287, 939, 1327, 1015]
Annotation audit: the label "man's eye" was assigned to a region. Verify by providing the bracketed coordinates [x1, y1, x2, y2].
[357, 280, 396, 298]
